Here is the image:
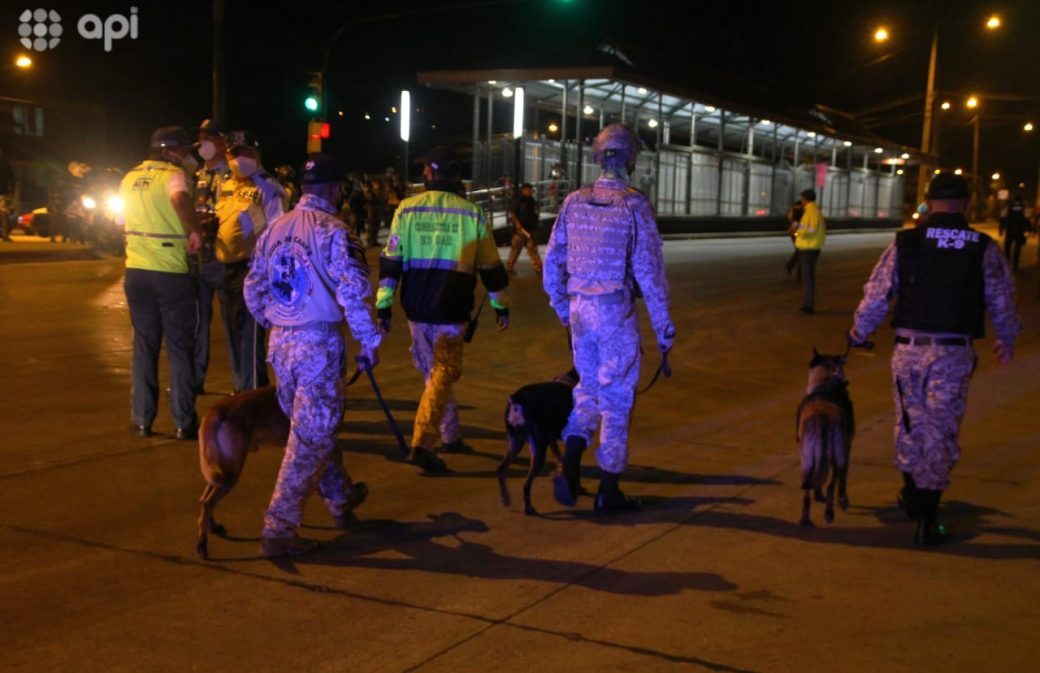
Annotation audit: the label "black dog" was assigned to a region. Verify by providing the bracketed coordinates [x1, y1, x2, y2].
[497, 369, 578, 515]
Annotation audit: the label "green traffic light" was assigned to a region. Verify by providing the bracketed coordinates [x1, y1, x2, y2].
[305, 96, 319, 112]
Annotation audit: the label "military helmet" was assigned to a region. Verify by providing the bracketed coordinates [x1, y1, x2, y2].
[591, 123, 641, 165]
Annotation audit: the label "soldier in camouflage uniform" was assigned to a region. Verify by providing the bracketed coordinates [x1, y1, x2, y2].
[543, 123, 675, 513]
[849, 172, 1019, 546]
[244, 155, 381, 557]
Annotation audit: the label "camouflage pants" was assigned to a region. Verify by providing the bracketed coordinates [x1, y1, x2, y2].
[564, 294, 641, 474]
[408, 321, 466, 449]
[506, 234, 542, 273]
[891, 343, 976, 491]
[263, 326, 353, 538]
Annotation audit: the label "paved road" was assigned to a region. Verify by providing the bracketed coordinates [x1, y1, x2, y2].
[2, 230, 1038, 672]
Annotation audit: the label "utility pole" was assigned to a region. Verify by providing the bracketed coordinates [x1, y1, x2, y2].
[917, 28, 938, 205]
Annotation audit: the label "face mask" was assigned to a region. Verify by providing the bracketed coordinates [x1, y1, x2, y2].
[230, 156, 258, 179]
[198, 140, 218, 161]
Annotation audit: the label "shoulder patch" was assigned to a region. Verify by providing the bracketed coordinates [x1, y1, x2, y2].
[386, 234, 400, 253]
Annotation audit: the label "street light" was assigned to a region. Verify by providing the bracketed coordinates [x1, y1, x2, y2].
[512, 86, 524, 138]
[985, 15, 1001, 30]
[648, 118, 658, 128]
[991, 172, 1001, 180]
[954, 168, 963, 175]
[940, 101, 951, 110]
[1024, 122, 1034, 132]
[547, 122, 559, 133]
[873, 26, 890, 43]
[583, 105, 594, 115]
[966, 95, 978, 109]
[15, 55, 32, 69]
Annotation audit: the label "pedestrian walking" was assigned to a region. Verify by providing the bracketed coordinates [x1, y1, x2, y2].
[505, 182, 543, 274]
[998, 194, 1029, 272]
[377, 145, 510, 473]
[793, 188, 825, 314]
[543, 123, 675, 513]
[192, 118, 233, 395]
[784, 199, 804, 277]
[244, 154, 381, 557]
[118, 126, 203, 439]
[214, 130, 285, 392]
[848, 172, 1020, 546]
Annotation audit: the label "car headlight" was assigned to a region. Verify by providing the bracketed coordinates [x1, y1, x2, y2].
[106, 195, 124, 214]
[81, 195, 97, 210]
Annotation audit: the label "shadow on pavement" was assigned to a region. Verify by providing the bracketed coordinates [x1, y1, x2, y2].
[301, 511, 738, 597]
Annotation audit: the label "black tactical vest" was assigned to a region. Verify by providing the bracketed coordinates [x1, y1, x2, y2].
[891, 214, 988, 338]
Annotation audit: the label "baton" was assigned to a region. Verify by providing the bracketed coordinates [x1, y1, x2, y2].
[464, 292, 488, 343]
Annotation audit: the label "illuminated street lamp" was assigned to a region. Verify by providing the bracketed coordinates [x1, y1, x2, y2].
[583, 105, 594, 115]
[547, 122, 559, 133]
[954, 168, 963, 175]
[873, 26, 890, 43]
[966, 95, 978, 109]
[940, 101, 951, 110]
[15, 54, 32, 69]
[991, 172, 1001, 180]
[985, 15, 1001, 30]
[1024, 122, 1034, 132]
[647, 118, 658, 128]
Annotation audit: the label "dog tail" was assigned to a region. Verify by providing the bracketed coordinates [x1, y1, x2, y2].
[799, 414, 830, 491]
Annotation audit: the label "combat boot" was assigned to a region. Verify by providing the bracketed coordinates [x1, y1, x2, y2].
[552, 435, 586, 507]
[333, 482, 369, 528]
[897, 472, 918, 519]
[409, 446, 448, 473]
[260, 535, 317, 558]
[594, 471, 643, 514]
[914, 489, 949, 546]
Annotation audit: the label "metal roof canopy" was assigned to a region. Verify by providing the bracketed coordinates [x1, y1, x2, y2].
[418, 66, 922, 163]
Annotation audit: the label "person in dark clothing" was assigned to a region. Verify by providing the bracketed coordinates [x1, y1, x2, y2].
[999, 195, 1029, 271]
[785, 199, 804, 277]
[505, 183, 543, 274]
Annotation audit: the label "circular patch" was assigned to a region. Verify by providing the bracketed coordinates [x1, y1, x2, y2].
[270, 247, 312, 311]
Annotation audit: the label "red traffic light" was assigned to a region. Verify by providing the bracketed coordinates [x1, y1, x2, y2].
[308, 121, 330, 139]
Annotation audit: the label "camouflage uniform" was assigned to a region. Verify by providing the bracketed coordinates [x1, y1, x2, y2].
[543, 173, 674, 475]
[851, 216, 1019, 490]
[408, 321, 465, 449]
[245, 193, 381, 539]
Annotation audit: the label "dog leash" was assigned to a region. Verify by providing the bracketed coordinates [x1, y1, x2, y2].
[356, 355, 410, 457]
[638, 350, 672, 395]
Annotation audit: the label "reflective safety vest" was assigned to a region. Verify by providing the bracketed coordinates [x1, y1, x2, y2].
[794, 201, 826, 251]
[120, 160, 190, 273]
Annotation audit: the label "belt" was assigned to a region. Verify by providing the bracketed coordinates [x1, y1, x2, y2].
[124, 230, 187, 240]
[274, 322, 340, 333]
[895, 336, 969, 347]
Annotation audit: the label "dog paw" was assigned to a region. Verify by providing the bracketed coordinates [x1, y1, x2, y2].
[196, 541, 209, 560]
[524, 505, 538, 516]
[211, 522, 227, 537]
[838, 495, 850, 511]
[500, 493, 512, 507]
[799, 516, 814, 527]
[824, 508, 835, 524]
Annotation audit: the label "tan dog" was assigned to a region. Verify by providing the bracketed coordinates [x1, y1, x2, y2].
[196, 386, 290, 559]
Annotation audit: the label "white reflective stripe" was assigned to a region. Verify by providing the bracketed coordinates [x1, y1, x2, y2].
[125, 230, 188, 240]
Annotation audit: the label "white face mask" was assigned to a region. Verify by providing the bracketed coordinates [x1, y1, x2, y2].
[198, 140, 218, 161]
[230, 156, 258, 179]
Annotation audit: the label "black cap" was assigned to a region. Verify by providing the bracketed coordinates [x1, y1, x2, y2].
[299, 154, 345, 185]
[226, 129, 260, 151]
[419, 145, 460, 174]
[800, 188, 817, 201]
[150, 126, 190, 149]
[198, 118, 224, 136]
[926, 172, 970, 200]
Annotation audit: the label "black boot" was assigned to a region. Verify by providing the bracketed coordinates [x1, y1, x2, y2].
[594, 471, 642, 514]
[914, 489, 948, 546]
[897, 472, 918, 519]
[552, 436, 585, 507]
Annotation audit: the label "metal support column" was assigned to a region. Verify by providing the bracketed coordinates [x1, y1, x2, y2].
[654, 93, 662, 210]
[486, 86, 494, 189]
[716, 113, 725, 216]
[575, 80, 584, 186]
[560, 81, 568, 183]
[471, 87, 480, 183]
[686, 107, 696, 214]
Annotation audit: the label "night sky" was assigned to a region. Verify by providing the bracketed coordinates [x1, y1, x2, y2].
[3, 0, 1038, 188]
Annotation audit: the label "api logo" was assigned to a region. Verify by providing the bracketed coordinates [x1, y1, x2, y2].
[18, 7, 139, 52]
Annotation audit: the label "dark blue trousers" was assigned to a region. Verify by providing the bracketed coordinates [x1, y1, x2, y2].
[194, 255, 231, 393]
[223, 260, 269, 392]
[124, 268, 198, 430]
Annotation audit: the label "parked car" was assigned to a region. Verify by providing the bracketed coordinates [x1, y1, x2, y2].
[17, 207, 50, 237]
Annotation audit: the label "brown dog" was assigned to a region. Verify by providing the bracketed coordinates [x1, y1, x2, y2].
[195, 386, 370, 559]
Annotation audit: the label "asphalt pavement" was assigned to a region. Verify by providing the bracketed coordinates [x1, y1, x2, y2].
[1, 228, 1038, 672]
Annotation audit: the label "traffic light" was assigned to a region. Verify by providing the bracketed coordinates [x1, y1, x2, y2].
[305, 72, 322, 115]
[307, 121, 329, 153]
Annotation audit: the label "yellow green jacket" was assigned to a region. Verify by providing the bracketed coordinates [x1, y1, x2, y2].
[119, 160, 191, 273]
[377, 185, 509, 323]
[794, 201, 826, 250]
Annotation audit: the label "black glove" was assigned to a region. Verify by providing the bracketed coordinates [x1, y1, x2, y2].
[377, 307, 392, 334]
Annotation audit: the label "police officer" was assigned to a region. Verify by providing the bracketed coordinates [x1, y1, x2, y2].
[377, 146, 510, 473]
[848, 172, 1019, 546]
[543, 124, 675, 513]
[215, 130, 285, 392]
[192, 118, 232, 394]
[793, 188, 825, 314]
[244, 155, 380, 557]
[119, 126, 203, 439]
[998, 194, 1029, 271]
